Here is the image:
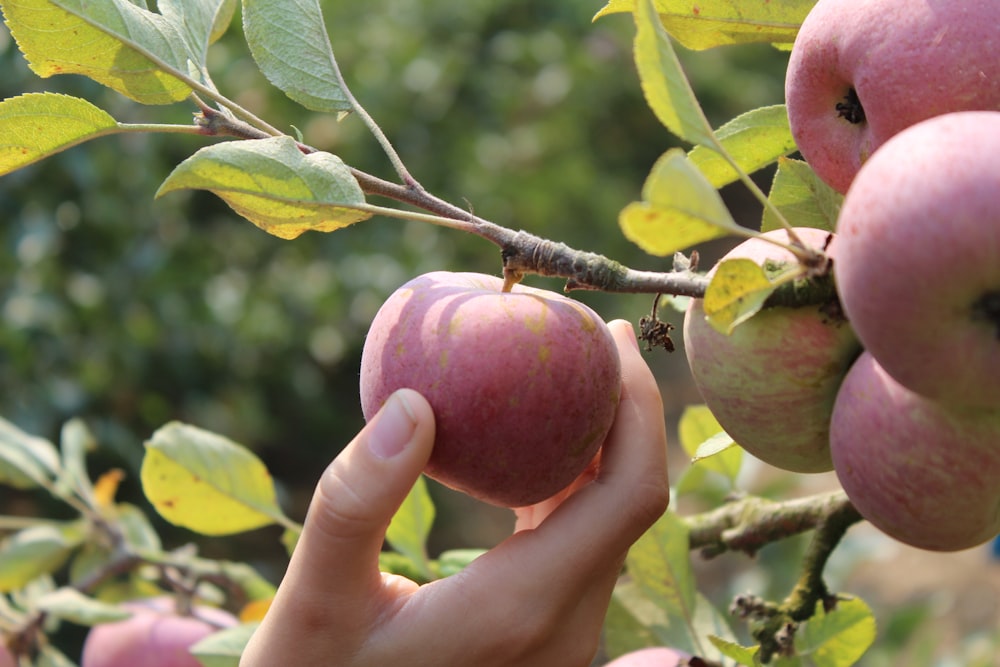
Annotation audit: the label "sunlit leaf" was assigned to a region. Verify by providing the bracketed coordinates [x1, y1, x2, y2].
[708, 635, 761, 666]
[678, 405, 741, 482]
[797, 597, 877, 667]
[191, 623, 259, 667]
[56, 418, 97, 505]
[433, 549, 486, 578]
[620, 148, 740, 256]
[762, 158, 843, 233]
[0, 416, 61, 489]
[239, 598, 271, 623]
[35, 588, 132, 625]
[703, 258, 777, 334]
[156, 136, 371, 239]
[140, 422, 287, 535]
[632, 0, 714, 146]
[595, 0, 814, 50]
[2, 0, 194, 104]
[0, 94, 120, 177]
[385, 475, 435, 580]
[0, 522, 85, 592]
[688, 105, 797, 188]
[626, 509, 695, 621]
[242, 0, 352, 112]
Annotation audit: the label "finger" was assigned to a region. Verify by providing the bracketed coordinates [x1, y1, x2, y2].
[280, 388, 436, 611]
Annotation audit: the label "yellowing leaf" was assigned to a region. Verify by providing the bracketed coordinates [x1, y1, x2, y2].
[2, 0, 193, 104]
[156, 136, 371, 239]
[93, 469, 126, 509]
[762, 157, 843, 233]
[140, 422, 286, 535]
[688, 105, 797, 188]
[239, 598, 272, 622]
[0, 94, 119, 177]
[620, 148, 740, 256]
[596, 0, 814, 50]
[703, 258, 776, 334]
[633, 0, 715, 147]
[678, 405, 740, 482]
[797, 597, 877, 667]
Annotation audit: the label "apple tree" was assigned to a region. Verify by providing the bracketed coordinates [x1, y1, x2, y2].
[0, 0, 998, 666]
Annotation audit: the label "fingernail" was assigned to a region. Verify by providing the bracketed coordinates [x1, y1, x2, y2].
[367, 391, 417, 459]
[612, 319, 640, 351]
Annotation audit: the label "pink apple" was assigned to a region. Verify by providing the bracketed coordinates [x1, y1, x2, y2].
[81, 597, 238, 667]
[0, 644, 13, 667]
[830, 351, 1000, 551]
[604, 647, 691, 666]
[833, 111, 1000, 410]
[359, 271, 621, 507]
[785, 0, 1000, 193]
[683, 228, 861, 473]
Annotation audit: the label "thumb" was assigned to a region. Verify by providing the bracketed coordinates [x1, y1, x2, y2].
[281, 389, 436, 605]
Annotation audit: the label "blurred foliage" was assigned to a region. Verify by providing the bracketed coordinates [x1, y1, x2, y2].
[0, 0, 788, 569]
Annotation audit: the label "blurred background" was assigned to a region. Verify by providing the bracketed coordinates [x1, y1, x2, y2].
[1, 1, 995, 664]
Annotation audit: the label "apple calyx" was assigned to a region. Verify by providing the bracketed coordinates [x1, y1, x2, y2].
[972, 290, 1000, 340]
[834, 88, 865, 125]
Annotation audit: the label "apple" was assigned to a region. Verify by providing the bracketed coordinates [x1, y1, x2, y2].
[785, 0, 1000, 193]
[832, 111, 1000, 410]
[359, 271, 621, 507]
[683, 228, 861, 473]
[830, 351, 1000, 551]
[604, 647, 691, 667]
[0, 644, 13, 667]
[81, 597, 238, 667]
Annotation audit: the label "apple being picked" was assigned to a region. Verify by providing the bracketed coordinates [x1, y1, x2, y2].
[81, 597, 237, 667]
[604, 646, 691, 666]
[785, 0, 1000, 193]
[833, 111, 1000, 410]
[360, 271, 621, 508]
[683, 228, 861, 473]
[830, 352, 1000, 552]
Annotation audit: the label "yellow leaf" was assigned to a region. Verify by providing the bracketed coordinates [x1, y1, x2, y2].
[93, 469, 126, 509]
[703, 258, 776, 334]
[239, 597, 272, 623]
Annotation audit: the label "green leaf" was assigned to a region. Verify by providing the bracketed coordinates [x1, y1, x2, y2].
[677, 405, 741, 481]
[796, 597, 877, 667]
[433, 548, 487, 578]
[596, 0, 814, 50]
[605, 581, 664, 657]
[158, 0, 237, 66]
[191, 623, 259, 667]
[2, 0, 194, 104]
[708, 635, 761, 666]
[116, 502, 163, 553]
[620, 148, 740, 256]
[242, 0, 352, 112]
[385, 475, 435, 581]
[0, 522, 85, 592]
[0, 93, 120, 177]
[0, 416, 61, 489]
[626, 509, 695, 621]
[140, 421, 287, 535]
[35, 588, 132, 625]
[36, 645, 77, 667]
[762, 158, 843, 233]
[688, 105, 797, 188]
[632, 0, 715, 146]
[703, 258, 777, 334]
[56, 418, 97, 505]
[156, 136, 372, 239]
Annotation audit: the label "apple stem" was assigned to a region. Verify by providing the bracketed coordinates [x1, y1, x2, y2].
[972, 290, 1000, 339]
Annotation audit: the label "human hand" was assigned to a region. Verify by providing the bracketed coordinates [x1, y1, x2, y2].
[239, 319, 669, 667]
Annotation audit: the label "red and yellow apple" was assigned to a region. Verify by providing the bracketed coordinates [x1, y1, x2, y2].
[81, 597, 237, 667]
[359, 271, 622, 507]
[830, 352, 1000, 551]
[683, 228, 860, 473]
[833, 111, 1000, 410]
[785, 0, 1000, 193]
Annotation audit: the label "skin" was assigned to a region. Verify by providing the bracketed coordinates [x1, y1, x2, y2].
[0, 645, 12, 667]
[683, 228, 860, 473]
[830, 352, 1000, 552]
[604, 647, 691, 666]
[785, 0, 1000, 193]
[81, 597, 237, 667]
[360, 271, 621, 507]
[240, 321, 669, 667]
[832, 111, 1000, 410]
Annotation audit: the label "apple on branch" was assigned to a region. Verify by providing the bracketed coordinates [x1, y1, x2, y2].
[830, 351, 1000, 552]
[832, 111, 1000, 410]
[785, 0, 1000, 194]
[359, 271, 622, 508]
[683, 228, 861, 474]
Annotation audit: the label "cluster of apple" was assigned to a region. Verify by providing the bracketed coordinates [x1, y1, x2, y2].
[686, 0, 1000, 552]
